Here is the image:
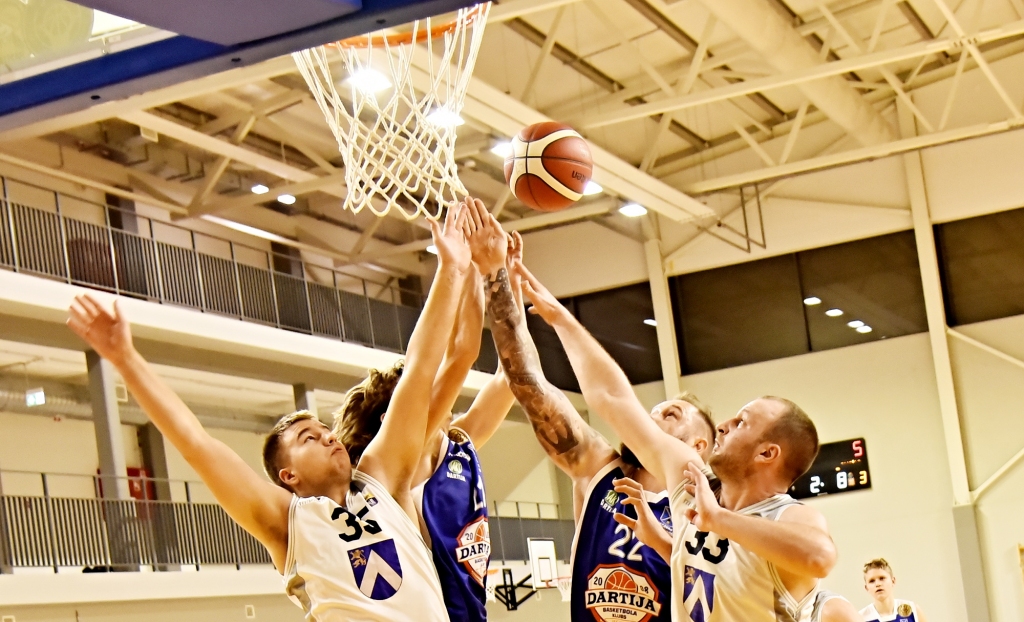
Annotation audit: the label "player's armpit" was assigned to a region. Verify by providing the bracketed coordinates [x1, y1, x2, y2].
[450, 368, 516, 448]
[731, 502, 836, 596]
[822, 597, 861, 622]
[485, 266, 615, 480]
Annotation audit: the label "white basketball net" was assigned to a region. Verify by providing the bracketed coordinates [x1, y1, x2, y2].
[293, 3, 490, 220]
[556, 576, 572, 602]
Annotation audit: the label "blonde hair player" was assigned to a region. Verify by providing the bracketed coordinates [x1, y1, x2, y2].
[477, 204, 714, 622]
[515, 263, 837, 622]
[66, 203, 477, 622]
[860, 559, 928, 622]
[335, 198, 519, 622]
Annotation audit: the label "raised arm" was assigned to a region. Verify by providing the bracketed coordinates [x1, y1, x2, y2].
[358, 203, 470, 496]
[683, 464, 837, 594]
[424, 263, 485, 441]
[67, 295, 291, 568]
[481, 220, 614, 491]
[450, 231, 524, 448]
[518, 265, 701, 492]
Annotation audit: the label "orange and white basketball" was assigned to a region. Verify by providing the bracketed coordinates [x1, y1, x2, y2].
[503, 122, 594, 212]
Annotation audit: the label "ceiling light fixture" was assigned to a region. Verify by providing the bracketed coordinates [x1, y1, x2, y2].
[490, 142, 513, 158]
[277, 194, 297, 205]
[847, 320, 865, 329]
[583, 181, 603, 196]
[619, 203, 648, 218]
[856, 325, 873, 334]
[426, 108, 465, 127]
[803, 296, 821, 306]
[643, 318, 657, 327]
[345, 68, 392, 94]
[426, 245, 438, 255]
[251, 184, 269, 195]
[825, 308, 844, 317]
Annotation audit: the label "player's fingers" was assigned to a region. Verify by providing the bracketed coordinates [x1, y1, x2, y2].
[112, 300, 125, 323]
[613, 477, 642, 488]
[612, 513, 637, 530]
[453, 203, 470, 238]
[613, 483, 643, 498]
[684, 509, 697, 522]
[512, 231, 523, 252]
[466, 196, 484, 232]
[78, 294, 105, 319]
[428, 214, 442, 238]
[66, 317, 91, 340]
[619, 497, 644, 510]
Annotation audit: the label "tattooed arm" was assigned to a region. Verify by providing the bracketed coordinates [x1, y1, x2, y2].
[478, 232, 615, 506]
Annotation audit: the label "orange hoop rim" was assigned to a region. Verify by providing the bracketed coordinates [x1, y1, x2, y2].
[328, 2, 490, 49]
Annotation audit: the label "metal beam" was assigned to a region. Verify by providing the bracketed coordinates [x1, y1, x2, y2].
[580, 18, 1024, 129]
[119, 110, 321, 184]
[488, 0, 583, 22]
[899, 101, 971, 506]
[0, 56, 298, 143]
[645, 239, 681, 398]
[0, 151, 187, 215]
[441, 67, 717, 224]
[683, 116, 1024, 194]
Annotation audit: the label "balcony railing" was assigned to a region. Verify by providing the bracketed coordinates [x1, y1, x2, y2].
[0, 470, 573, 572]
[0, 175, 429, 353]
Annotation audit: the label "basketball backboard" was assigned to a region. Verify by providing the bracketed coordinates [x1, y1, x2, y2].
[527, 537, 558, 590]
[0, 0, 478, 132]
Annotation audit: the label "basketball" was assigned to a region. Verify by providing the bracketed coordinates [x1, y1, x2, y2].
[503, 122, 593, 212]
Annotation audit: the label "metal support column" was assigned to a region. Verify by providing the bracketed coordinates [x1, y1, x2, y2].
[898, 101, 991, 622]
[87, 350, 137, 570]
[644, 239, 682, 399]
[293, 383, 320, 422]
[0, 463, 12, 573]
[139, 423, 179, 571]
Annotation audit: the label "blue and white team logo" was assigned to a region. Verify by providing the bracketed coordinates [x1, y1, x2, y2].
[348, 539, 403, 600]
[658, 507, 673, 534]
[682, 566, 715, 622]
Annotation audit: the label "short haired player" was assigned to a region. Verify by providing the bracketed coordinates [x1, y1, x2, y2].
[516, 264, 838, 622]
[479, 208, 714, 622]
[861, 559, 928, 622]
[66, 203, 477, 622]
[335, 197, 518, 622]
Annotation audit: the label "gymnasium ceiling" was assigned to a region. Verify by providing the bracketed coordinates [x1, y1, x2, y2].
[2, 0, 1024, 285]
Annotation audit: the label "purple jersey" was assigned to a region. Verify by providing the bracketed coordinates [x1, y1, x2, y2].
[419, 427, 489, 622]
[570, 460, 672, 622]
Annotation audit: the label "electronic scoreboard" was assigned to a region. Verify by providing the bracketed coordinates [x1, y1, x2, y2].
[789, 438, 871, 499]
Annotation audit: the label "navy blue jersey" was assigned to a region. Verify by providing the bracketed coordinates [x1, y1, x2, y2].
[571, 460, 672, 622]
[419, 427, 489, 622]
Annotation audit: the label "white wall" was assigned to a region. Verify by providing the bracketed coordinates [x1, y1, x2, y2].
[629, 335, 968, 620]
[627, 325, 1024, 622]
[0, 412, 142, 498]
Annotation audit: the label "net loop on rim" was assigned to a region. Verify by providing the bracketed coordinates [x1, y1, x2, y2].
[556, 576, 572, 602]
[293, 3, 491, 221]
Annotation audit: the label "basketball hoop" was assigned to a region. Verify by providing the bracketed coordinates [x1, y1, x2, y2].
[556, 576, 572, 602]
[292, 3, 491, 220]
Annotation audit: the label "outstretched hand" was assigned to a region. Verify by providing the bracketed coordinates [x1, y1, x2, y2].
[67, 294, 135, 367]
[462, 195, 506, 278]
[517, 262, 568, 326]
[613, 477, 671, 554]
[683, 461, 723, 532]
[429, 200, 472, 273]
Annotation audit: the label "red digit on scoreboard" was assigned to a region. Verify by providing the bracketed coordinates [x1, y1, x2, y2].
[852, 439, 864, 458]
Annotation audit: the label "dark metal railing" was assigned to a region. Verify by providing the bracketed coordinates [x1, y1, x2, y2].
[0, 471, 573, 572]
[0, 175, 426, 353]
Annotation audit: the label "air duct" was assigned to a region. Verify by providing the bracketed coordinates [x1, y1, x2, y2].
[696, 0, 895, 146]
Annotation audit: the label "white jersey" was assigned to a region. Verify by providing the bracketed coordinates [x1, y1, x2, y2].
[860, 599, 920, 622]
[812, 590, 849, 622]
[283, 470, 450, 622]
[669, 486, 818, 622]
